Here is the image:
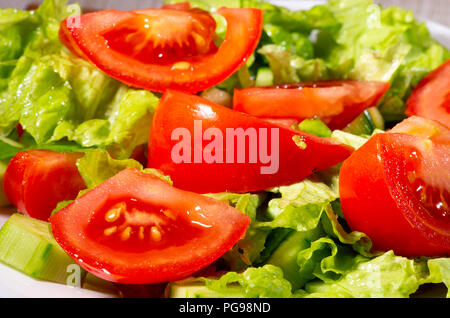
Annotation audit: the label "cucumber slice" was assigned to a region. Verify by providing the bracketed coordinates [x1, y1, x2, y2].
[0, 161, 9, 207]
[0, 213, 83, 284]
[168, 281, 243, 298]
[367, 107, 385, 130]
[343, 107, 385, 136]
[169, 283, 218, 298]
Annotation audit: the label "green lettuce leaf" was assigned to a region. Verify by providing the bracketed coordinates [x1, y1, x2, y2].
[427, 258, 450, 298]
[169, 265, 295, 298]
[315, 0, 450, 121]
[75, 150, 172, 189]
[76, 150, 144, 189]
[331, 130, 370, 149]
[0, 133, 93, 161]
[170, 251, 449, 298]
[304, 251, 448, 298]
[205, 192, 268, 271]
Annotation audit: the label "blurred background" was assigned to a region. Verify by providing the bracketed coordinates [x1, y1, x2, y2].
[1, 0, 449, 28]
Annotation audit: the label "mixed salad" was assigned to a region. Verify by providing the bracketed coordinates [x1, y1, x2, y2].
[0, 0, 449, 298]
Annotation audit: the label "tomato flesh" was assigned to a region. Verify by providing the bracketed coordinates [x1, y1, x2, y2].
[59, 7, 263, 93]
[50, 169, 251, 284]
[339, 117, 450, 257]
[161, 2, 191, 10]
[87, 199, 202, 254]
[102, 9, 217, 64]
[233, 81, 390, 129]
[406, 59, 450, 129]
[3, 150, 86, 221]
[148, 90, 353, 193]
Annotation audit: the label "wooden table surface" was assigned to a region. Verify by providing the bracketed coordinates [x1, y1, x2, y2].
[2, 0, 450, 29]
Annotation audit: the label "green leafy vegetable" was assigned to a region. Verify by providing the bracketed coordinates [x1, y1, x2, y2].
[76, 150, 143, 189]
[169, 265, 295, 298]
[315, 0, 450, 121]
[304, 251, 448, 298]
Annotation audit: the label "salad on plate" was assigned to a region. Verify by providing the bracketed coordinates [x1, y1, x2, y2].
[0, 0, 449, 298]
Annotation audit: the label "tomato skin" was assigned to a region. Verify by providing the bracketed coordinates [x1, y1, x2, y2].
[130, 144, 148, 167]
[406, 59, 450, 129]
[60, 7, 263, 93]
[161, 2, 191, 10]
[233, 81, 390, 129]
[262, 118, 299, 128]
[3, 150, 86, 221]
[15, 124, 24, 138]
[50, 168, 250, 284]
[148, 90, 353, 194]
[339, 120, 450, 257]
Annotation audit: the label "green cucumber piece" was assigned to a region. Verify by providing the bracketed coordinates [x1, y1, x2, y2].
[168, 281, 243, 298]
[255, 67, 274, 87]
[343, 107, 385, 136]
[169, 283, 218, 298]
[343, 110, 374, 136]
[367, 107, 385, 130]
[0, 161, 9, 207]
[0, 213, 83, 284]
[297, 118, 332, 137]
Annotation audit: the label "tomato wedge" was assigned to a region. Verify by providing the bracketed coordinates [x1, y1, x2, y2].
[406, 59, 450, 129]
[59, 7, 263, 93]
[148, 90, 353, 193]
[233, 81, 390, 129]
[161, 2, 191, 10]
[49, 168, 251, 284]
[339, 116, 450, 257]
[262, 118, 299, 128]
[3, 150, 86, 221]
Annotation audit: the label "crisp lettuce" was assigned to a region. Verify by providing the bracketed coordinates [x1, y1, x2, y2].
[205, 192, 268, 271]
[169, 265, 295, 298]
[304, 251, 449, 298]
[75, 150, 172, 189]
[76, 150, 143, 189]
[331, 130, 370, 149]
[255, 176, 374, 288]
[427, 258, 450, 298]
[169, 252, 449, 298]
[169, 166, 449, 298]
[315, 0, 450, 121]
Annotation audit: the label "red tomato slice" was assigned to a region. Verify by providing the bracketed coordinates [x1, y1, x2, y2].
[161, 2, 191, 10]
[233, 81, 390, 130]
[339, 116, 450, 257]
[16, 124, 24, 138]
[406, 59, 450, 129]
[49, 168, 251, 284]
[3, 150, 86, 221]
[262, 118, 299, 128]
[59, 7, 263, 93]
[130, 144, 148, 167]
[148, 90, 353, 193]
